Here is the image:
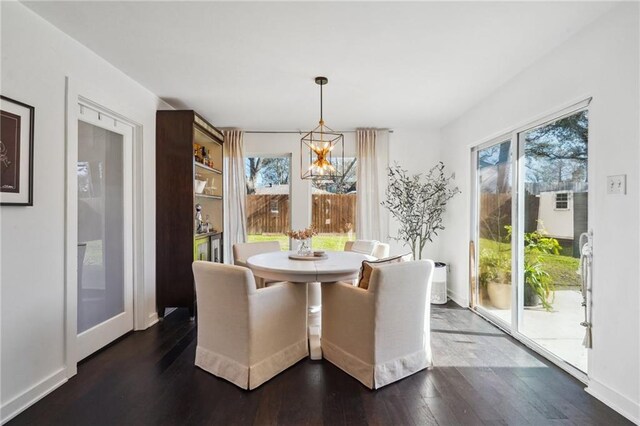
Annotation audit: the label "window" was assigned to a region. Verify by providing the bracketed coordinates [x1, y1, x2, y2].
[311, 157, 357, 251]
[245, 156, 291, 250]
[555, 192, 570, 210]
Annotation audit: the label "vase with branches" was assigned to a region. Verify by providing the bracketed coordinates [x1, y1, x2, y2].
[382, 162, 460, 260]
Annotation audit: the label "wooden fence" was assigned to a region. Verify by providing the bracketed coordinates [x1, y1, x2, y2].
[479, 193, 540, 240]
[311, 194, 356, 234]
[246, 195, 290, 234]
[246, 193, 356, 234]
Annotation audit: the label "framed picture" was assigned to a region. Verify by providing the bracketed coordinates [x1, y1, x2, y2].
[1, 95, 34, 206]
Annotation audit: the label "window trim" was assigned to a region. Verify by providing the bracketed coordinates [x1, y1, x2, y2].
[554, 192, 571, 211]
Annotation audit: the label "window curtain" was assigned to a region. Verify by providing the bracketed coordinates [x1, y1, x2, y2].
[356, 129, 389, 241]
[223, 130, 247, 263]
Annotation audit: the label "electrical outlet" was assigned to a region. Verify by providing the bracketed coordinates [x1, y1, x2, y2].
[607, 175, 626, 195]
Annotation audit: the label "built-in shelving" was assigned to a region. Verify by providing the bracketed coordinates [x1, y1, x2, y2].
[156, 110, 224, 318]
[195, 193, 223, 200]
[195, 161, 223, 175]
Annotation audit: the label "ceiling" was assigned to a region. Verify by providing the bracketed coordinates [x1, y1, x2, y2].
[23, 1, 615, 131]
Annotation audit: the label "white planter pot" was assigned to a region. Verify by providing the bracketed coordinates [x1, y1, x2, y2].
[487, 282, 511, 310]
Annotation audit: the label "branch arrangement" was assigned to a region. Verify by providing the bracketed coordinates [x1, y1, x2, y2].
[382, 162, 460, 260]
[286, 227, 318, 240]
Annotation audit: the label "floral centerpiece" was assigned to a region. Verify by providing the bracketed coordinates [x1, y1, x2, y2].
[286, 227, 317, 256]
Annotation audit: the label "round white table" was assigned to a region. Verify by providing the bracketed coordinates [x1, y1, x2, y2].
[247, 250, 374, 359]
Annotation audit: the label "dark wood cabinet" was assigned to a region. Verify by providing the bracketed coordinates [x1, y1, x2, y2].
[156, 110, 224, 318]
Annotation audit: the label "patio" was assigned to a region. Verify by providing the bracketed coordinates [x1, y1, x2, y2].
[485, 290, 587, 372]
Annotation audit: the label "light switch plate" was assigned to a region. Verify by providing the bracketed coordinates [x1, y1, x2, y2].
[607, 175, 626, 194]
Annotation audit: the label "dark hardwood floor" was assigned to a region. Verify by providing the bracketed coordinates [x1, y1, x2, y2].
[10, 302, 631, 425]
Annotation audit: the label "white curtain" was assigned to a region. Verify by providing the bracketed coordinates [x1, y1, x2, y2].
[356, 129, 389, 241]
[223, 130, 247, 263]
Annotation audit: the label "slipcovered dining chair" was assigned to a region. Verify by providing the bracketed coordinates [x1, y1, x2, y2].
[233, 241, 281, 288]
[321, 260, 434, 389]
[372, 243, 390, 259]
[192, 261, 308, 390]
[344, 240, 390, 259]
[343, 240, 378, 256]
[343, 240, 390, 285]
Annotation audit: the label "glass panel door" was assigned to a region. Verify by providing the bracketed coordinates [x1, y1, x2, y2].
[76, 110, 133, 361]
[78, 121, 125, 333]
[518, 110, 589, 372]
[475, 140, 513, 326]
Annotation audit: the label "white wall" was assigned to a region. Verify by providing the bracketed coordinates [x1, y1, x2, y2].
[439, 4, 639, 422]
[0, 3, 171, 423]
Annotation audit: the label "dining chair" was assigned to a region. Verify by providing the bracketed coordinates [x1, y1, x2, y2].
[321, 260, 434, 389]
[192, 261, 308, 390]
[233, 241, 281, 288]
[343, 240, 378, 256]
[371, 243, 390, 259]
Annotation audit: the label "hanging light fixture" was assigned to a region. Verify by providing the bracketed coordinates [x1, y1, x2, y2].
[300, 76, 344, 180]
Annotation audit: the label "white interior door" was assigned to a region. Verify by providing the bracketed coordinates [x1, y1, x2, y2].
[76, 106, 134, 361]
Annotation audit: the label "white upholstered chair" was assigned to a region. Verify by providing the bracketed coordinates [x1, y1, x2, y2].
[321, 260, 434, 389]
[344, 240, 389, 259]
[233, 241, 281, 288]
[372, 243, 390, 259]
[192, 261, 308, 390]
[343, 240, 377, 256]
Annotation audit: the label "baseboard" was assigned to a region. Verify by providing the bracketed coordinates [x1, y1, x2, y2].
[1, 368, 67, 425]
[447, 286, 469, 308]
[147, 311, 159, 328]
[586, 378, 640, 424]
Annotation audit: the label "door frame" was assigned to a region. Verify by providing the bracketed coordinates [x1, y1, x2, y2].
[64, 78, 146, 376]
[470, 97, 592, 383]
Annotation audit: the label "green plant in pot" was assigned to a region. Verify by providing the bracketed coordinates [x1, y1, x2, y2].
[506, 225, 560, 311]
[479, 248, 512, 310]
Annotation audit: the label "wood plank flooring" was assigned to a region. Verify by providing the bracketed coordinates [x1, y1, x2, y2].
[9, 302, 631, 425]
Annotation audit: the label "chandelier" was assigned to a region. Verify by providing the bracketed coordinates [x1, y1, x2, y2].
[300, 77, 344, 180]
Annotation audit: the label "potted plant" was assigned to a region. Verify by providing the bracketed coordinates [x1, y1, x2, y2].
[382, 162, 460, 305]
[382, 162, 460, 260]
[479, 248, 512, 309]
[518, 226, 560, 311]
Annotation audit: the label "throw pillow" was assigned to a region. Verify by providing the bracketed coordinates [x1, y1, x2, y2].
[357, 253, 411, 290]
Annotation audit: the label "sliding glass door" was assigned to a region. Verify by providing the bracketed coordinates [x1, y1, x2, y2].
[518, 110, 589, 372]
[472, 104, 589, 375]
[475, 139, 513, 326]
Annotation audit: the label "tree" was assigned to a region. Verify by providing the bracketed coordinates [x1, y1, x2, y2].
[312, 158, 357, 194]
[245, 157, 291, 194]
[246, 157, 262, 194]
[382, 162, 460, 260]
[260, 157, 290, 186]
[524, 110, 588, 184]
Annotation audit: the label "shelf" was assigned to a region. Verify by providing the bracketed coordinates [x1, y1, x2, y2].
[195, 193, 222, 200]
[195, 161, 222, 175]
[195, 231, 223, 239]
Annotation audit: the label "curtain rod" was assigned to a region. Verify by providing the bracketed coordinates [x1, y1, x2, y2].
[242, 129, 394, 134]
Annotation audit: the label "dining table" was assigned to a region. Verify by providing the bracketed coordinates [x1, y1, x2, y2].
[246, 250, 374, 360]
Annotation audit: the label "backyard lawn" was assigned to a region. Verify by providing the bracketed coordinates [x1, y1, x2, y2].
[247, 233, 352, 251]
[479, 238, 581, 288]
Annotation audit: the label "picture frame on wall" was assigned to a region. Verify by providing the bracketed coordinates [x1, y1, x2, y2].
[1, 95, 34, 206]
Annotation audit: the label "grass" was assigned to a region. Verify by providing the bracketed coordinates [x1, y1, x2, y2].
[247, 233, 351, 251]
[479, 238, 580, 288]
